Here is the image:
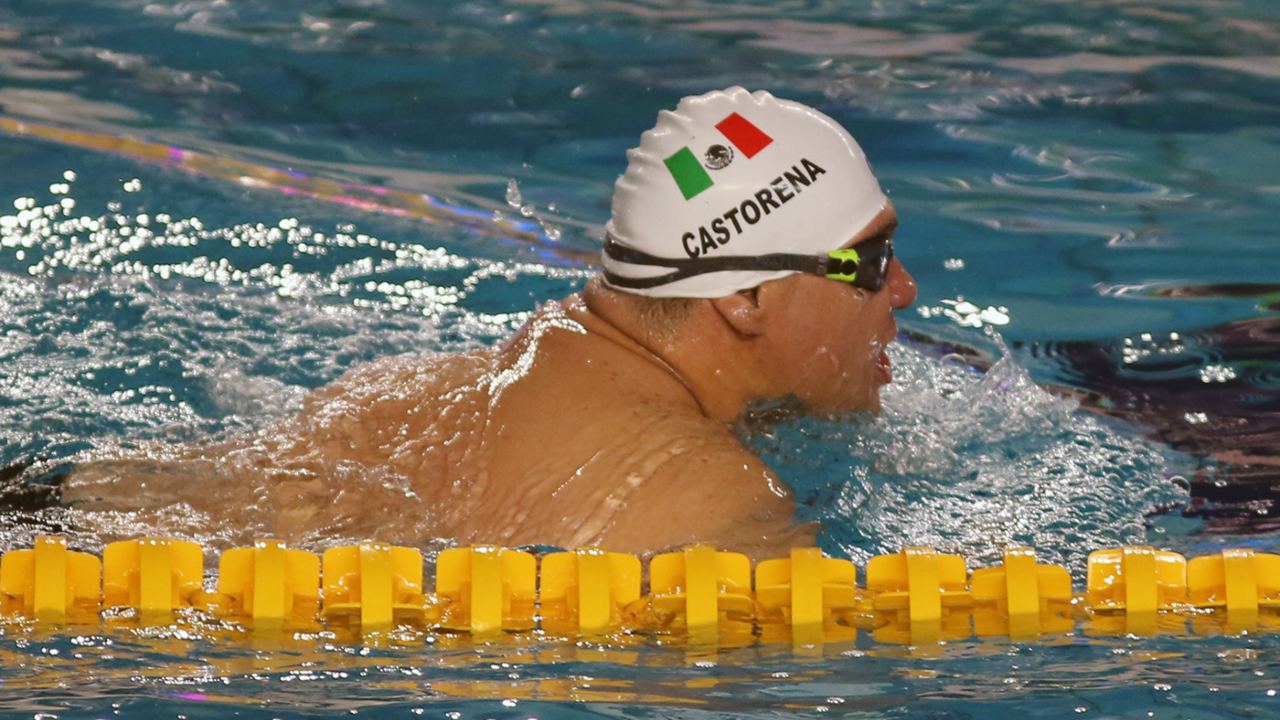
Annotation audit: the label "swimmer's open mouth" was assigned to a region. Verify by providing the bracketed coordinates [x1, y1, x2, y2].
[876, 350, 892, 383]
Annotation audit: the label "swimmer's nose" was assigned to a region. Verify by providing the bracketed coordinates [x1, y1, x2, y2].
[887, 259, 917, 310]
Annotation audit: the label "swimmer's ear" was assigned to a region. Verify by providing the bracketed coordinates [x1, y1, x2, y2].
[710, 288, 765, 337]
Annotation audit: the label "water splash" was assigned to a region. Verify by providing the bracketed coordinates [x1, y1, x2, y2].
[751, 331, 1189, 575]
[505, 178, 563, 244]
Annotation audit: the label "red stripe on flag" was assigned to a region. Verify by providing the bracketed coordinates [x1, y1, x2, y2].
[715, 113, 773, 158]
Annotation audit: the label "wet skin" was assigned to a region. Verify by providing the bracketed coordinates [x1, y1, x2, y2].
[62, 205, 916, 557]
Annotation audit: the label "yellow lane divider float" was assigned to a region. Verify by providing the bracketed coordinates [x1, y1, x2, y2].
[3, 538, 1280, 644]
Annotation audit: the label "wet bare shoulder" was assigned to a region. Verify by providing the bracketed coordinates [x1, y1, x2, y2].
[588, 411, 813, 556]
[297, 351, 494, 413]
[254, 350, 496, 468]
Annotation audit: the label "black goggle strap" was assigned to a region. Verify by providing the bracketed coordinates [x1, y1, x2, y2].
[603, 235, 889, 291]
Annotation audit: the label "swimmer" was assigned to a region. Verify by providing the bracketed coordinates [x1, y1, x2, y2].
[49, 87, 917, 557]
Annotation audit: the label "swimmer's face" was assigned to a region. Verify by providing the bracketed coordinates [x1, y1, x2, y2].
[761, 203, 916, 415]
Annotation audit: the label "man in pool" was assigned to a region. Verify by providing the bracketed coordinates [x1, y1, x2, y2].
[56, 87, 916, 556]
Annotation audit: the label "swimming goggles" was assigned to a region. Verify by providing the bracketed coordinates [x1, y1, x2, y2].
[603, 233, 894, 292]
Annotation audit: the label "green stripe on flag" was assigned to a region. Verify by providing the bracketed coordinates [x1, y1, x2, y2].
[664, 147, 713, 200]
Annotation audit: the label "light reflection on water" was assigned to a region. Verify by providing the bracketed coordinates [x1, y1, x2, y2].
[0, 0, 1278, 716]
[5, 619, 1280, 717]
[0, 178, 591, 556]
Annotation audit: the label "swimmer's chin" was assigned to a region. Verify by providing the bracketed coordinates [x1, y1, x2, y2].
[864, 390, 883, 416]
[806, 386, 885, 419]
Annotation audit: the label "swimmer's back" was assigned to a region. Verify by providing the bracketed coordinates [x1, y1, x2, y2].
[61, 298, 810, 555]
[274, 297, 806, 552]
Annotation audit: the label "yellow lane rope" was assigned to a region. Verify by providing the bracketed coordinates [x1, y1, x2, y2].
[3, 536, 1277, 645]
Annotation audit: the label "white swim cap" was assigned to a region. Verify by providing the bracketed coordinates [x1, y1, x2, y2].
[602, 86, 888, 298]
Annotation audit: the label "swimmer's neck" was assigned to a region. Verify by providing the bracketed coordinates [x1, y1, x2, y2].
[573, 285, 761, 424]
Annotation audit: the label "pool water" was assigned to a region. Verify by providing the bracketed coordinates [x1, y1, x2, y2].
[1, 0, 1279, 717]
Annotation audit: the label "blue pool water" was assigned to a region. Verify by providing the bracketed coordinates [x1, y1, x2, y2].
[1, 0, 1279, 717]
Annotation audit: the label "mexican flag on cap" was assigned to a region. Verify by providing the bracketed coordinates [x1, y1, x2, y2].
[664, 112, 774, 200]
